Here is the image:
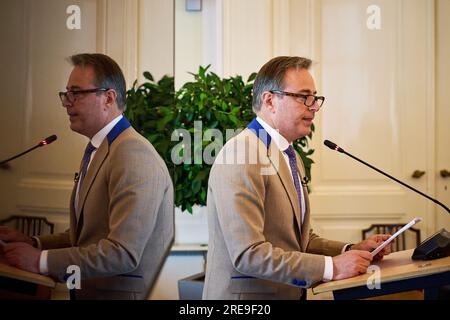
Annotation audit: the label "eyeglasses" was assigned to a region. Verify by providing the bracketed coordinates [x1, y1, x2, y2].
[269, 90, 325, 112]
[59, 88, 110, 105]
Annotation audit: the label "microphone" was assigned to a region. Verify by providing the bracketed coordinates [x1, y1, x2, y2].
[0, 134, 58, 168]
[324, 140, 344, 153]
[38, 134, 57, 146]
[324, 139, 450, 260]
[323, 139, 450, 214]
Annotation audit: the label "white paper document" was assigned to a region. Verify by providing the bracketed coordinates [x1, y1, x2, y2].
[371, 217, 422, 256]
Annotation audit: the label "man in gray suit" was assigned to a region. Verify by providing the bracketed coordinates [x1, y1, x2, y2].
[203, 56, 391, 300]
[0, 53, 174, 299]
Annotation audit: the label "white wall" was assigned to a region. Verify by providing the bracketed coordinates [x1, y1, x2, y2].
[174, 0, 222, 88]
[139, 0, 174, 82]
[175, 0, 203, 88]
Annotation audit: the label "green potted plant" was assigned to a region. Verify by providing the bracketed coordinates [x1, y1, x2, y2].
[125, 66, 315, 213]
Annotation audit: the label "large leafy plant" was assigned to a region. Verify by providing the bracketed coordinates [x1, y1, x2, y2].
[125, 67, 315, 213]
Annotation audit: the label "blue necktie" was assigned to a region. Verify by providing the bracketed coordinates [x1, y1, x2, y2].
[78, 142, 96, 188]
[284, 145, 303, 219]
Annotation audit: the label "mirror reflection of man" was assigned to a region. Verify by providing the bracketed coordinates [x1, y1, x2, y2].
[203, 56, 391, 300]
[0, 53, 174, 300]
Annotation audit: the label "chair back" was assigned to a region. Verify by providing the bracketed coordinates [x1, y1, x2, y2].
[0, 215, 55, 236]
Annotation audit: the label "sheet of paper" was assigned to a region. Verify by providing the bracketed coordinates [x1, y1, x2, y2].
[371, 217, 422, 256]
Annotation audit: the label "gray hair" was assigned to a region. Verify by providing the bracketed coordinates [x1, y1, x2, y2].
[252, 56, 312, 112]
[69, 53, 127, 110]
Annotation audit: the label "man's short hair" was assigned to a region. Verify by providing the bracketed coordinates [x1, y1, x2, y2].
[252, 56, 312, 112]
[69, 53, 127, 110]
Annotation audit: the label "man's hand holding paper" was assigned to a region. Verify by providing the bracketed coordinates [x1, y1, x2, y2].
[351, 234, 393, 260]
[370, 217, 422, 257]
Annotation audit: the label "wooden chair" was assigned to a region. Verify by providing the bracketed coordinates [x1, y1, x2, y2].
[0, 215, 54, 236]
[362, 224, 421, 252]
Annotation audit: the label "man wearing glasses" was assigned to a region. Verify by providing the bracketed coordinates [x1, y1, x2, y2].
[0, 53, 174, 299]
[203, 56, 391, 300]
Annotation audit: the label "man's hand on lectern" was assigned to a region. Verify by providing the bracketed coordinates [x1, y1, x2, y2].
[332, 250, 373, 280]
[0, 226, 34, 246]
[2, 242, 41, 273]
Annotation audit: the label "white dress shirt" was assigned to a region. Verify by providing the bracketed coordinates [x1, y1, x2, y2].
[38, 115, 123, 275]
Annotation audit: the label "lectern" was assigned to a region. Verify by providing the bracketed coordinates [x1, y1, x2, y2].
[0, 262, 56, 299]
[312, 249, 450, 300]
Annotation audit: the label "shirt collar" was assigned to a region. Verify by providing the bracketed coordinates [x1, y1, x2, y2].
[90, 114, 123, 148]
[256, 116, 291, 152]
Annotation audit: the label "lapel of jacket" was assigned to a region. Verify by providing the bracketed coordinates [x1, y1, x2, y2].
[247, 119, 302, 234]
[74, 116, 131, 233]
[295, 152, 310, 251]
[69, 178, 77, 245]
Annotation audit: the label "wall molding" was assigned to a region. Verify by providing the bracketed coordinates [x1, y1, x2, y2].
[311, 185, 404, 196]
[96, 0, 139, 86]
[122, 0, 139, 85]
[272, 0, 290, 56]
[96, 0, 108, 53]
[215, 0, 224, 76]
[221, 0, 231, 77]
[17, 177, 74, 190]
[425, 0, 436, 234]
[312, 213, 405, 220]
[16, 204, 70, 216]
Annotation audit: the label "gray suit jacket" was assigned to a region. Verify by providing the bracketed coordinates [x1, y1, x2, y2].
[203, 125, 346, 300]
[38, 124, 174, 299]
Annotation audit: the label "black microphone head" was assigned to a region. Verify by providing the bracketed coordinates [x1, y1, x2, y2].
[324, 139, 344, 153]
[39, 135, 57, 146]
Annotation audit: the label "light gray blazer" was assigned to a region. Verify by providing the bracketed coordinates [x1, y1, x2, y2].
[203, 127, 346, 300]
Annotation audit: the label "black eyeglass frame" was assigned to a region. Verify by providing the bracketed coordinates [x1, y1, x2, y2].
[269, 90, 325, 110]
[58, 88, 110, 105]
